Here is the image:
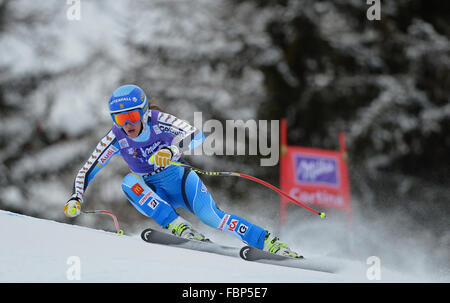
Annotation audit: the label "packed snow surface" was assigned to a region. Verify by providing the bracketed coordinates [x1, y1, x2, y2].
[0, 210, 437, 283]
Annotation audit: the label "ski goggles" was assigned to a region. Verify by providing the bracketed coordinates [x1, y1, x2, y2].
[112, 109, 143, 127]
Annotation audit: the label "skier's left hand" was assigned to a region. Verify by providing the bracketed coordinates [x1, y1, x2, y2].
[149, 146, 179, 168]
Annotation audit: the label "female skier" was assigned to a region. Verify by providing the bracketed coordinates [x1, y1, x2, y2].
[63, 84, 299, 258]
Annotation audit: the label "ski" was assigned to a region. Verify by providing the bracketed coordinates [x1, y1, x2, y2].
[239, 246, 339, 274]
[141, 229, 340, 273]
[141, 228, 241, 258]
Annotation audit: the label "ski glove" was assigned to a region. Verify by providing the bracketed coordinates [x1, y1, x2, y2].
[64, 194, 82, 218]
[149, 146, 179, 168]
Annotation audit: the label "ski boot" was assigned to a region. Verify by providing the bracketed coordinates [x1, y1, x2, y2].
[263, 231, 302, 258]
[165, 217, 207, 242]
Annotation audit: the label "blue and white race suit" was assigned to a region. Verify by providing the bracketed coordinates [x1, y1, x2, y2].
[71, 109, 267, 249]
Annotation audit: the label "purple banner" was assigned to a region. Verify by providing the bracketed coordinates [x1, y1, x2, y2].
[294, 155, 339, 186]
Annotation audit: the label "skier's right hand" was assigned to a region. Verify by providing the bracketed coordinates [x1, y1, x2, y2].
[64, 195, 82, 218]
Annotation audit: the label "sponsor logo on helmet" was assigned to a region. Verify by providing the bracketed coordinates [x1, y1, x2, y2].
[110, 97, 132, 105]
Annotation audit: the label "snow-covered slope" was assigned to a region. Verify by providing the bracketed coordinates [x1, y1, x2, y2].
[0, 210, 432, 283]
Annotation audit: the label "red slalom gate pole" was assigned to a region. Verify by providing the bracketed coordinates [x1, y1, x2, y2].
[238, 172, 326, 218]
[82, 210, 124, 235]
[170, 161, 326, 219]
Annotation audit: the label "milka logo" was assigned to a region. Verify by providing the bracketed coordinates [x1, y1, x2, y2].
[140, 141, 162, 158]
[299, 160, 334, 179]
[295, 155, 338, 186]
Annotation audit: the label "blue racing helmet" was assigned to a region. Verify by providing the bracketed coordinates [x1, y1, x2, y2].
[108, 84, 149, 127]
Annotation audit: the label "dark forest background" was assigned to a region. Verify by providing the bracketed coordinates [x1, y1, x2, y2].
[0, 0, 449, 275]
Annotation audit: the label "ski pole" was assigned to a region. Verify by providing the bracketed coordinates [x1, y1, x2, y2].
[82, 210, 124, 235]
[169, 161, 326, 219]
